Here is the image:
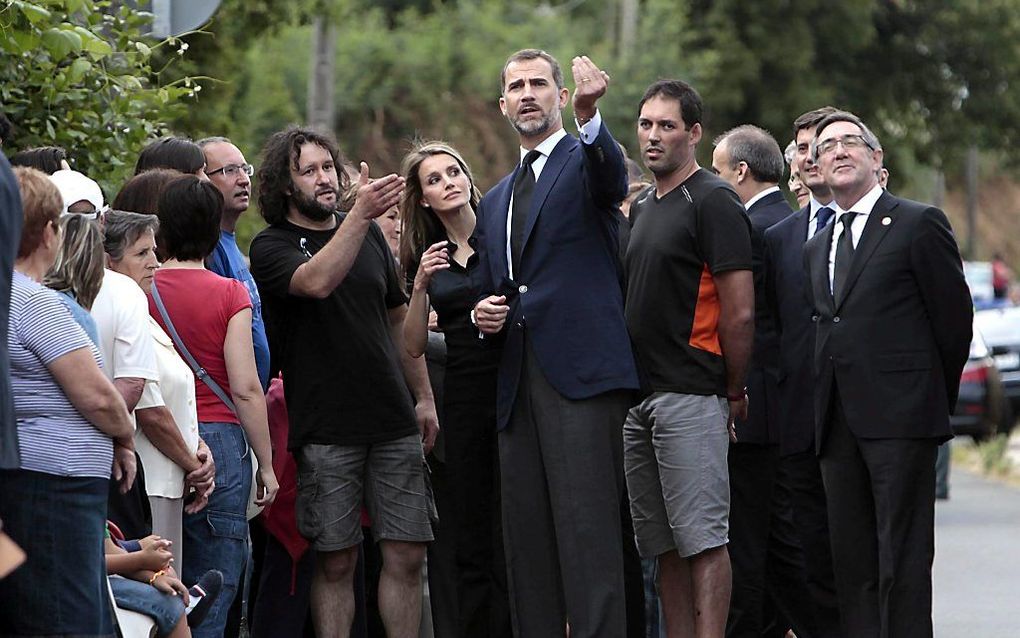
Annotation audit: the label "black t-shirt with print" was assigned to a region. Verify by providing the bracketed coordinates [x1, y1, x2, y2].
[625, 169, 752, 396]
[250, 213, 416, 449]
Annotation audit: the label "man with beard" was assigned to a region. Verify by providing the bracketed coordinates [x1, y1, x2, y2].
[249, 127, 439, 638]
[623, 80, 754, 638]
[199, 137, 271, 391]
[470, 50, 641, 637]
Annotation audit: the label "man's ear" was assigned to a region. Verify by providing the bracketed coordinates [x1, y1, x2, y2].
[737, 161, 749, 184]
[688, 122, 703, 146]
[558, 87, 569, 109]
[499, 96, 508, 117]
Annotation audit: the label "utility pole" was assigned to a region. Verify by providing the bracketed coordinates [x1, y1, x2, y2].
[307, 17, 336, 132]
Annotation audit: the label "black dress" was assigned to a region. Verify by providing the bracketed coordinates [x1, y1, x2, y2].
[417, 245, 511, 638]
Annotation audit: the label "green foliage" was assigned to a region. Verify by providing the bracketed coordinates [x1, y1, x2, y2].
[0, 0, 201, 195]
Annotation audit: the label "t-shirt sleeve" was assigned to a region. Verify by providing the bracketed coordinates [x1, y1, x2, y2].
[221, 279, 254, 324]
[698, 186, 753, 275]
[368, 223, 409, 309]
[136, 378, 166, 410]
[250, 231, 308, 298]
[20, 289, 93, 365]
[112, 283, 160, 381]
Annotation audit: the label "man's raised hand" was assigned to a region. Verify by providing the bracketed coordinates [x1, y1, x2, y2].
[350, 162, 404, 221]
[571, 56, 610, 120]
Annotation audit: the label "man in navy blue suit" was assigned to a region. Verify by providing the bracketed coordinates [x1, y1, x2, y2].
[470, 50, 639, 637]
[711, 125, 818, 638]
[762, 107, 845, 638]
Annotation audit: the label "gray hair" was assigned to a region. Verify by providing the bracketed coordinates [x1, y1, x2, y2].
[197, 136, 233, 148]
[714, 124, 785, 183]
[811, 111, 882, 160]
[103, 210, 160, 261]
[784, 140, 797, 165]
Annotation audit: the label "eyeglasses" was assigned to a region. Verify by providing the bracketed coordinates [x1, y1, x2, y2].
[207, 163, 254, 178]
[815, 134, 874, 158]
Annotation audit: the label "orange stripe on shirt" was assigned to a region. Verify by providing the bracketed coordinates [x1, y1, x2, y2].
[689, 264, 722, 355]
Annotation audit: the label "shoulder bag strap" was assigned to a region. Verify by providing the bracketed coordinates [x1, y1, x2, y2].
[150, 277, 238, 415]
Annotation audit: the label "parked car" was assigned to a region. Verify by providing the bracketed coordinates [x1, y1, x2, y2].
[973, 307, 1020, 434]
[965, 261, 995, 308]
[952, 325, 1010, 441]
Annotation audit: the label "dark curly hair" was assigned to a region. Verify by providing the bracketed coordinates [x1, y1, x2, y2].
[256, 126, 349, 225]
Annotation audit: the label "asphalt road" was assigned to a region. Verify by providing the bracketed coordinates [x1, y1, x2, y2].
[934, 466, 1020, 637]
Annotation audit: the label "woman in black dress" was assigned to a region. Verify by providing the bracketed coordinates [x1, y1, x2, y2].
[399, 141, 510, 638]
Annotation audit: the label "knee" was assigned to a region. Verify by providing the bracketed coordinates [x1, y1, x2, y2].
[317, 547, 358, 583]
[380, 540, 426, 576]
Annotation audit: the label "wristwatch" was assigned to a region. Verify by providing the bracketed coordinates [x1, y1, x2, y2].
[469, 308, 478, 327]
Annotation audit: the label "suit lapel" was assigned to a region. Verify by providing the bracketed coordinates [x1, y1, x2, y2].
[835, 191, 899, 311]
[522, 135, 575, 253]
[807, 222, 835, 314]
[489, 176, 514, 281]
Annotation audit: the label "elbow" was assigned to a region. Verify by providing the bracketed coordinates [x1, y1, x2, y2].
[231, 380, 265, 405]
[405, 345, 425, 359]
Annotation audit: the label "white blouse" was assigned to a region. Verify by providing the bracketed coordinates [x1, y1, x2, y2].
[135, 317, 200, 498]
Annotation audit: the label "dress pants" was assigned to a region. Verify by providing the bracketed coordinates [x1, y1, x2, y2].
[727, 444, 816, 638]
[782, 450, 843, 638]
[819, 393, 937, 638]
[499, 341, 631, 638]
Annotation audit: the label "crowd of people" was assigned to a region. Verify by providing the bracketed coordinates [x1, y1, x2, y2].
[0, 47, 972, 638]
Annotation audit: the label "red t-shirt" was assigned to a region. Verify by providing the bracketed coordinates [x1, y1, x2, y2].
[148, 268, 252, 425]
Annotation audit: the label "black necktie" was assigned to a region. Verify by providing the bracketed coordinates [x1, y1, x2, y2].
[832, 212, 858, 302]
[813, 206, 834, 238]
[510, 149, 541, 274]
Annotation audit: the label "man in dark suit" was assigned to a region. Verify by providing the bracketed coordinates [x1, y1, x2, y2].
[763, 106, 845, 638]
[470, 50, 639, 637]
[711, 125, 817, 638]
[803, 111, 972, 638]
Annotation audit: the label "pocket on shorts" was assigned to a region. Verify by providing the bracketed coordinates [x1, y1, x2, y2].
[295, 467, 323, 540]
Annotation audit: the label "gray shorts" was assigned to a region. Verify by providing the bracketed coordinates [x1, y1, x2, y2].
[295, 434, 435, 551]
[623, 392, 730, 558]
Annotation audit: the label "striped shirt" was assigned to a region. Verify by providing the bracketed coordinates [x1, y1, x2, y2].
[8, 271, 112, 478]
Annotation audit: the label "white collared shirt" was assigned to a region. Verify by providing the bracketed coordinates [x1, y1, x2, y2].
[828, 183, 884, 292]
[806, 195, 835, 241]
[505, 110, 603, 279]
[743, 185, 781, 211]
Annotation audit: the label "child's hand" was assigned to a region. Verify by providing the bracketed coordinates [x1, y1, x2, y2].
[137, 535, 173, 571]
[152, 573, 190, 606]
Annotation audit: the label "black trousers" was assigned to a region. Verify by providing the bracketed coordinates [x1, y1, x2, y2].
[781, 450, 843, 638]
[820, 396, 937, 638]
[499, 342, 632, 638]
[726, 444, 816, 638]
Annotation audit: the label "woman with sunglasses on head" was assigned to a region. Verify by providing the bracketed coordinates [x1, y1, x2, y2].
[399, 141, 511, 638]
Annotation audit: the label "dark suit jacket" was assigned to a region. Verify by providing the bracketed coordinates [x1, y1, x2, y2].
[803, 191, 972, 450]
[734, 189, 794, 445]
[763, 205, 817, 455]
[0, 153, 23, 470]
[471, 124, 639, 429]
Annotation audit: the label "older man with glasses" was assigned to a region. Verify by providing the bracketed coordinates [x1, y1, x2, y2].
[198, 136, 270, 392]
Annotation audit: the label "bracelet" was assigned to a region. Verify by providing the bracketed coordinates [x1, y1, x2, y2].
[148, 569, 166, 586]
[726, 389, 747, 402]
[469, 308, 478, 327]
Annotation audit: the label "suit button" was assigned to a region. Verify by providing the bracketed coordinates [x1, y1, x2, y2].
[811, 315, 819, 322]
[833, 316, 841, 323]
[516, 321, 524, 328]
[518, 285, 528, 294]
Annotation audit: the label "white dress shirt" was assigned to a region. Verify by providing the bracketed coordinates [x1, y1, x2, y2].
[827, 184, 884, 292]
[743, 185, 781, 211]
[505, 110, 604, 279]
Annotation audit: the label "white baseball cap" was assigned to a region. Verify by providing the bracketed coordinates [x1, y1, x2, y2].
[49, 169, 104, 214]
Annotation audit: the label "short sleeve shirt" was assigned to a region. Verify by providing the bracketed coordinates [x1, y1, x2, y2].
[147, 269, 252, 425]
[207, 230, 272, 391]
[625, 169, 753, 396]
[92, 269, 159, 383]
[8, 272, 113, 478]
[250, 213, 417, 449]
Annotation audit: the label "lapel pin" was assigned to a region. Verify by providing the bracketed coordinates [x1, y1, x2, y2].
[881, 216, 892, 226]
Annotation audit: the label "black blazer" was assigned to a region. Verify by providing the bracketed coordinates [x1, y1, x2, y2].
[471, 124, 640, 430]
[734, 189, 793, 445]
[803, 191, 972, 450]
[763, 206, 816, 455]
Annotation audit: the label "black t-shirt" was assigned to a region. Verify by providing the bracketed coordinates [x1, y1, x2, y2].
[250, 213, 417, 449]
[624, 169, 752, 396]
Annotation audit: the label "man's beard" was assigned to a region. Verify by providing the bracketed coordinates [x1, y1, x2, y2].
[510, 109, 557, 138]
[291, 186, 339, 222]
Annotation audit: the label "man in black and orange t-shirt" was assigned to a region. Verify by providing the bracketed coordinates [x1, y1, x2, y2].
[623, 79, 754, 637]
